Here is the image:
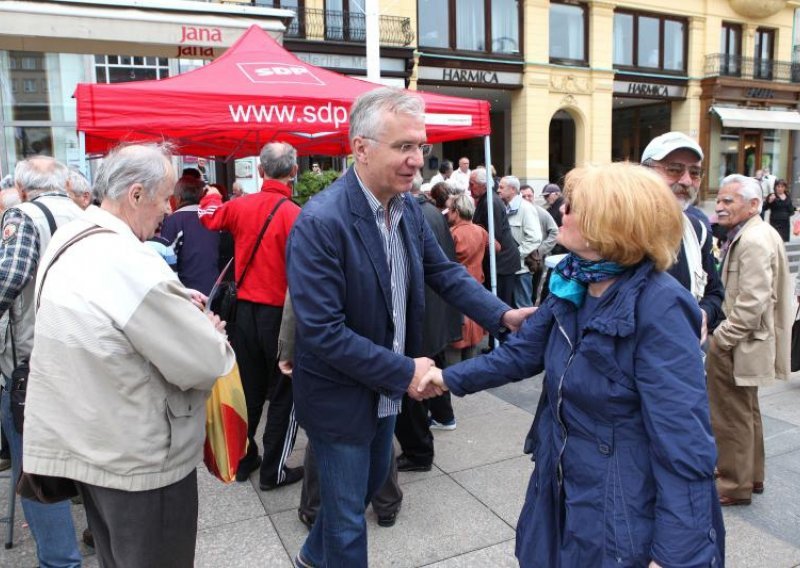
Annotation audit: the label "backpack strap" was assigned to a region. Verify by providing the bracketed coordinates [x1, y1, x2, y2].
[237, 197, 287, 288]
[29, 200, 57, 237]
[36, 227, 113, 311]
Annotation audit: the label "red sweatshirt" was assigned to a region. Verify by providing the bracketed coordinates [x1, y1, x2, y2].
[199, 179, 300, 307]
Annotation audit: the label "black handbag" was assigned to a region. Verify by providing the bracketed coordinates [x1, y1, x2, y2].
[208, 198, 287, 324]
[791, 307, 800, 372]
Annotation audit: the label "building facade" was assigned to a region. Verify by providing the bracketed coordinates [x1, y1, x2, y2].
[2, 0, 800, 196]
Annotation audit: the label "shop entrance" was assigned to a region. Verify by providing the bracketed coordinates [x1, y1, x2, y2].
[548, 110, 575, 184]
[741, 131, 762, 177]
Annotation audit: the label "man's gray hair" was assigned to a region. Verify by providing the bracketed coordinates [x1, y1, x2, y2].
[349, 87, 425, 141]
[721, 174, 762, 202]
[472, 167, 487, 186]
[450, 193, 475, 220]
[68, 169, 92, 196]
[260, 142, 297, 180]
[14, 155, 69, 195]
[94, 143, 174, 202]
[0, 174, 14, 190]
[501, 176, 520, 193]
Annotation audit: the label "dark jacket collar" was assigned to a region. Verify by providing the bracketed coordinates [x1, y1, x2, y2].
[549, 260, 654, 339]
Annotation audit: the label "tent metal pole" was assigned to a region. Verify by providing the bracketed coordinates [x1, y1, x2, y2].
[78, 131, 87, 180]
[365, 0, 380, 83]
[484, 133, 497, 298]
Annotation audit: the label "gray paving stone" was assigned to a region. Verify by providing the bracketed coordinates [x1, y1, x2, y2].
[759, 380, 800, 427]
[451, 455, 534, 527]
[770, 448, 800, 475]
[197, 467, 267, 531]
[448, 389, 514, 420]
[195, 515, 292, 568]
[271, 474, 515, 568]
[489, 374, 544, 414]
[424, 539, 517, 567]
[251, 447, 305, 515]
[722, 513, 800, 568]
[432, 404, 533, 474]
[763, 416, 800, 458]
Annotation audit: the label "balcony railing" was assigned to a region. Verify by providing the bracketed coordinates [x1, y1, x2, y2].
[256, 4, 413, 46]
[705, 53, 800, 83]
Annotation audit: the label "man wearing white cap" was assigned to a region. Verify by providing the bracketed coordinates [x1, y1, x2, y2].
[641, 132, 724, 342]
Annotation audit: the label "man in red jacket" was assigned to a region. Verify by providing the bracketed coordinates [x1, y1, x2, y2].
[199, 142, 303, 489]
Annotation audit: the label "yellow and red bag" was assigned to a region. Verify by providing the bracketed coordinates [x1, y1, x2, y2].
[204, 363, 249, 483]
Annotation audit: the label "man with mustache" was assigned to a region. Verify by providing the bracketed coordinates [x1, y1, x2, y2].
[641, 132, 724, 341]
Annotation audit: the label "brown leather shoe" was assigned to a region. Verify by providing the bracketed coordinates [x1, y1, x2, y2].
[719, 495, 751, 507]
[753, 481, 764, 494]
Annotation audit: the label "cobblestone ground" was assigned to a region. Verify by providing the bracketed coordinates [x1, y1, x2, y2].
[1, 374, 799, 567]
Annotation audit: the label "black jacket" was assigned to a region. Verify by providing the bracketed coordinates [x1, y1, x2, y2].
[417, 195, 463, 355]
[473, 191, 520, 276]
[667, 215, 724, 331]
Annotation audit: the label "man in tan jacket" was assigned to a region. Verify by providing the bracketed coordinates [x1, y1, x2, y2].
[707, 173, 793, 506]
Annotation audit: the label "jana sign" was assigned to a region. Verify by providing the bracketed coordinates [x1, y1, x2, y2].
[177, 25, 223, 58]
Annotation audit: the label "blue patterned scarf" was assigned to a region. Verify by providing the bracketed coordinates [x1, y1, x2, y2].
[549, 254, 628, 307]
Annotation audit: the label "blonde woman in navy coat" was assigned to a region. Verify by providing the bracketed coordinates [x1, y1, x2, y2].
[421, 162, 725, 567]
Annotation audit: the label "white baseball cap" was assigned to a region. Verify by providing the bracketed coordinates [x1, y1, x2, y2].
[641, 131, 703, 163]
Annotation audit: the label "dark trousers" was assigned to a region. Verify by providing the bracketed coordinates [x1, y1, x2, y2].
[233, 300, 298, 486]
[394, 351, 452, 465]
[298, 439, 402, 522]
[77, 470, 198, 568]
[487, 273, 515, 309]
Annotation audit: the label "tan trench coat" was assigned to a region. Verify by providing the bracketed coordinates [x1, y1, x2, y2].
[714, 214, 793, 386]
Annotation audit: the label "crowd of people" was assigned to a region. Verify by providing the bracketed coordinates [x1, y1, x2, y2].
[0, 86, 796, 567]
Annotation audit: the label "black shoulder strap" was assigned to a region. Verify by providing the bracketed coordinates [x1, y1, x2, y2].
[36, 226, 113, 311]
[237, 198, 288, 288]
[29, 200, 57, 236]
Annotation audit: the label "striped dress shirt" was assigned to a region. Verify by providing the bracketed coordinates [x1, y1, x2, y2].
[355, 173, 409, 418]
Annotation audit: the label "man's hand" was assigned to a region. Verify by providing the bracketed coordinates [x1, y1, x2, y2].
[417, 366, 448, 396]
[408, 357, 439, 401]
[501, 307, 536, 332]
[187, 289, 208, 310]
[206, 311, 227, 334]
[278, 360, 293, 377]
[700, 309, 708, 344]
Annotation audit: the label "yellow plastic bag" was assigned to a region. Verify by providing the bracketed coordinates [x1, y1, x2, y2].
[204, 363, 249, 483]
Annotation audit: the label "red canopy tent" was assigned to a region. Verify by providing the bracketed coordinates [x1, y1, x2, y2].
[75, 25, 491, 159]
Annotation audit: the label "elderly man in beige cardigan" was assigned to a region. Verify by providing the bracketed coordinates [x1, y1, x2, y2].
[706, 173, 793, 507]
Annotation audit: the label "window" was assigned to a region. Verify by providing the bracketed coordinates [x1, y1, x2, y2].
[720, 22, 742, 76]
[418, 0, 448, 48]
[418, 0, 521, 55]
[94, 55, 169, 83]
[613, 10, 687, 73]
[325, 0, 365, 42]
[23, 79, 37, 93]
[754, 27, 775, 80]
[549, 2, 588, 65]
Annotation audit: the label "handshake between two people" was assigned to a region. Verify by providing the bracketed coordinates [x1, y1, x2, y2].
[405, 307, 536, 402]
[407, 357, 447, 401]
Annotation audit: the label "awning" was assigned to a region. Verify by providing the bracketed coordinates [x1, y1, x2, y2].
[711, 106, 800, 130]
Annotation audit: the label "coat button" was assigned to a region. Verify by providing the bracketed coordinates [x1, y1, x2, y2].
[599, 444, 610, 455]
[708, 528, 716, 542]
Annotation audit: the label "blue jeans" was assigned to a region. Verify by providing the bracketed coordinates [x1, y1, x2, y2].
[300, 415, 396, 567]
[0, 387, 81, 568]
[513, 272, 533, 309]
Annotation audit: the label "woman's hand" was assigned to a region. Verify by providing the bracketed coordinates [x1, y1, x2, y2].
[648, 562, 662, 568]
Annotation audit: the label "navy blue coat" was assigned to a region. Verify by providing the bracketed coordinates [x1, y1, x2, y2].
[445, 261, 725, 567]
[286, 168, 510, 444]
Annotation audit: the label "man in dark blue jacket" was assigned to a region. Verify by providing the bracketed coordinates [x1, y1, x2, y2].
[287, 87, 530, 568]
[641, 131, 724, 339]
